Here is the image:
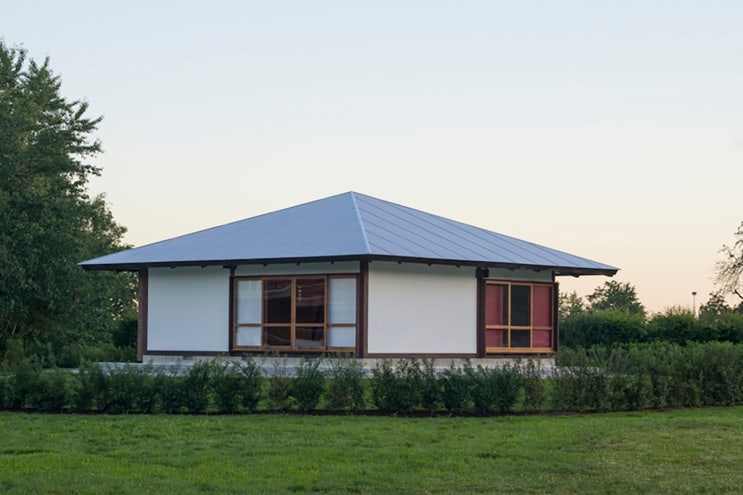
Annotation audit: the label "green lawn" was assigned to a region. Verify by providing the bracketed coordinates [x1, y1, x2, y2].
[0, 408, 741, 494]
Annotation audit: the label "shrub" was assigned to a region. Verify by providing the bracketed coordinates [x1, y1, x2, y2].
[238, 358, 263, 412]
[646, 309, 700, 344]
[102, 364, 158, 414]
[30, 368, 71, 412]
[0, 373, 7, 409]
[74, 361, 108, 412]
[325, 355, 365, 411]
[105, 365, 141, 414]
[561, 310, 647, 348]
[2, 338, 26, 370]
[212, 361, 246, 414]
[6, 357, 42, 409]
[292, 358, 325, 412]
[520, 360, 546, 413]
[266, 358, 292, 411]
[467, 363, 522, 414]
[370, 359, 423, 414]
[418, 359, 441, 413]
[157, 365, 186, 414]
[182, 360, 213, 413]
[439, 363, 470, 413]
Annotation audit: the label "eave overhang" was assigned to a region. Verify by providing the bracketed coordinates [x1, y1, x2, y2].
[80, 253, 619, 278]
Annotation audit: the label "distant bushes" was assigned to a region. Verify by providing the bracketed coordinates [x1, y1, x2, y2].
[554, 342, 743, 410]
[560, 306, 743, 348]
[1, 344, 742, 415]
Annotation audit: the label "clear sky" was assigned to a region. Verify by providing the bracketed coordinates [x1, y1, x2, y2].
[4, 1, 742, 313]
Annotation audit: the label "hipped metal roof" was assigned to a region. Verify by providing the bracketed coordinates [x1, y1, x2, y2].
[80, 192, 618, 276]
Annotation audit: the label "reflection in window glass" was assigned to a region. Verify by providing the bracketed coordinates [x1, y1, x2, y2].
[236, 326, 261, 346]
[264, 326, 291, 346]
[296, 279, 325, 323]
[328, 326, 356, 347]
[511, 329, 531, 347]
[329, 278, 356, 323]
[236, 280, 261, 324]
[296, 326, 324, 347]
[511, 285, 531, 326]
[265, 280, 291, 323]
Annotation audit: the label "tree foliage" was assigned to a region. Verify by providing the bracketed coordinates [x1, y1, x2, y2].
[715, 221, 743, 301]
[0, 41, 134, 356]
[586, 280, 646, 317]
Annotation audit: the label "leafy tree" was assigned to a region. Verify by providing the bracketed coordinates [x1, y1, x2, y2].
[698, 292, 743, 344]
[560, 309, 646, 348]
[558, 291, 585, 321]
[646, 307, 700, 345]
[587, 281, 646, 318]
[0, 41, 134, 357]
[715, 221, 743, 301]
[699, 292, 733, 323]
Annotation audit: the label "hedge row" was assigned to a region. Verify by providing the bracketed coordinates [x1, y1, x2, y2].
[553, 342, 743, 411]
[1, 342, 741, 415]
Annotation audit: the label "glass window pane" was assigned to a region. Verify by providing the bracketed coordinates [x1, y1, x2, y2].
[511, 285, 531, 326]
[486, 284, 507, 326]
[264, 326, 291, 346]
[328, 326, 356, 347]
[511, 329, 531, 348]
[296, 326, 324, 347]
[533, 285, 552, 327]
[236, 280, 261, 324]
[236, 326, 261, 346]
[296, 279, 325, 323]
[329, 278, 356, 324]
[265, 280, 291, 323]
[485, 329, 507, 348]
[533, 329, 552, 348]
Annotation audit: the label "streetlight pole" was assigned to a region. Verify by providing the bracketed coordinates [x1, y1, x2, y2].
[692, 291, 697, 317]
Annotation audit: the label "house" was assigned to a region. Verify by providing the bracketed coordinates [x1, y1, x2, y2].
[80, 192, 617, 362]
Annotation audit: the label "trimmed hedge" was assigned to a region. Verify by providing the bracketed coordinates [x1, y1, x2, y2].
[1, 343, 741, 415]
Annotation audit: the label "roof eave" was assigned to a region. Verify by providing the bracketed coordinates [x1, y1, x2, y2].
[80, 254, 618, 277]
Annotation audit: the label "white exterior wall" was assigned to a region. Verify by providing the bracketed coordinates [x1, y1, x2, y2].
[235, 261, 359, 277]
[367, 262, 477, 354]
[487, 268, 553, 282]
[147, 266, 230, 352]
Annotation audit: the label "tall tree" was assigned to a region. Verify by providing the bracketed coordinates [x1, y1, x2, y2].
[0, 41, 134, 354]
[715, 221, 743, 301]
[586, 280, 646, 318]
[558, 291, 585, 321]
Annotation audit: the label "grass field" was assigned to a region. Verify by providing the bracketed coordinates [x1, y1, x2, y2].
[0, 408, 741, 494]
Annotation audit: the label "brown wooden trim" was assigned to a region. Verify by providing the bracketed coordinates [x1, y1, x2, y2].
[364, 353, 479, 359]
[144, 350, 226, 356]
[228, 266, 235, 352]
[485, 352, 556, 358]
[486, 347, 554, 354]
[483, 280, 558, 354]
[476, 268, 486, 358]
[358, 260, 369, 358]
[553, 281, 560, 352]
[231, 273, 361, 353]
[137, 268, 148, 362]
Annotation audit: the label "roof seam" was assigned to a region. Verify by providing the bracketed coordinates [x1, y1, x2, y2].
[350, 192, 372, 254]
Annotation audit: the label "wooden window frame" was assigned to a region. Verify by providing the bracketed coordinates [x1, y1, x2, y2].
[232, 274, 358, 352]
[485, 281, 555, 354]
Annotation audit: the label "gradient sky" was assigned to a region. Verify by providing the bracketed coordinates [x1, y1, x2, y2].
[5, 1, 742, 312]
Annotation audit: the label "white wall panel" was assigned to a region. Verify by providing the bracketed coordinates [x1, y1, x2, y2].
[367, 263, 477, 354]
[148, 267, 230, 352]
[487, 268, 553, 282]
[235, 261, 359, 277]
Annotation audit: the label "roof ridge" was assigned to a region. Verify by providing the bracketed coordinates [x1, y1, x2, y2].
[349, 192, 372, 254]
